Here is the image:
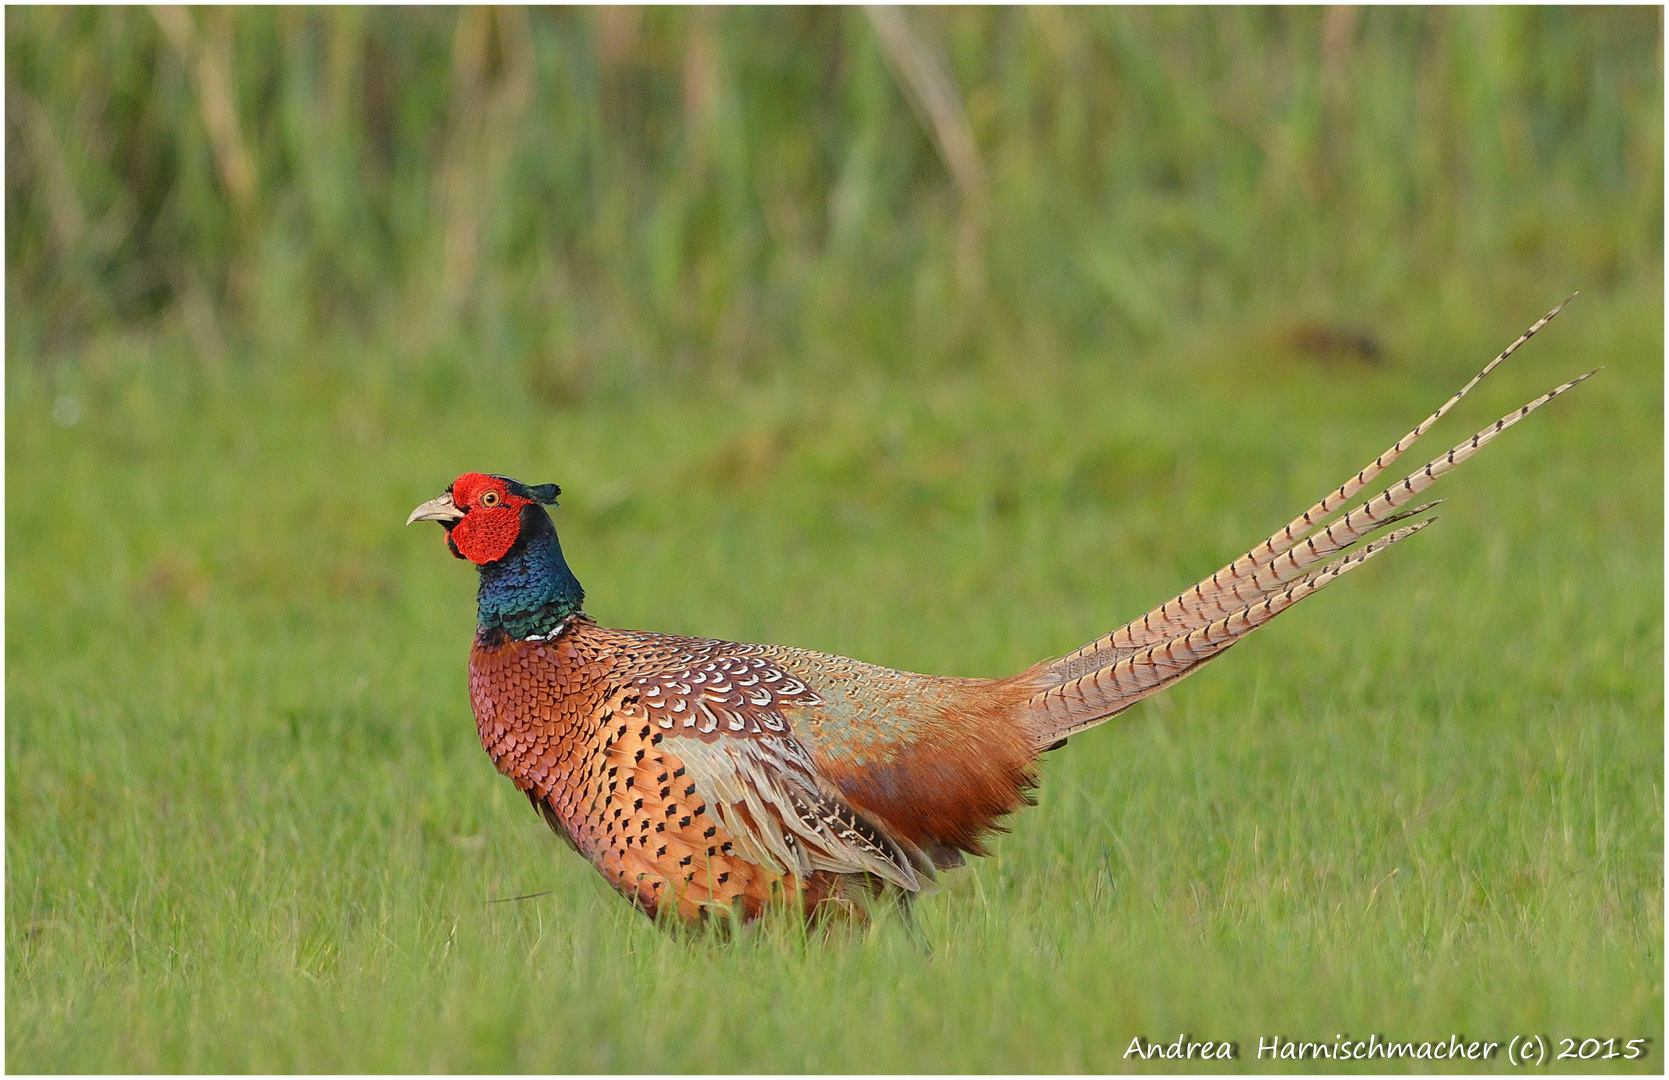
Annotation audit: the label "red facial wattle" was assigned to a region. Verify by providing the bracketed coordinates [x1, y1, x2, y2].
[448, 473, 533, 565]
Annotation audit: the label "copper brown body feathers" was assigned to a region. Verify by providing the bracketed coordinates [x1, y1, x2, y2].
[419, 302, 1589, 927]
[469, 616, 1039, 921]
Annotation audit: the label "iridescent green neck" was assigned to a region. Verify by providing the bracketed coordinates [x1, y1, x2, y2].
[476, 506, 584, 640]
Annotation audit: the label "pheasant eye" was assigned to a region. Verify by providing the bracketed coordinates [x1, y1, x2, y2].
[480, 490, 501, 507]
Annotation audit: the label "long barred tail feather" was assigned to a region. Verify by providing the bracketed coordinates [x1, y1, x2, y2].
[1022, 302, 1591, 746]
[1163, 365, 1596, 632]
[1049, 298, 1578, 676]
[1254, 294, 1574, 564]
[1266, 367, 1596, 584]
[1023, 519, 1435, 743]
[1050, 297, 1576, 675]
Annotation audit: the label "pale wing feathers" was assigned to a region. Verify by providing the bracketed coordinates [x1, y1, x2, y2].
[1025, 519, 1432, 743]
[1052, 297, 1575, 672]
[670, 733, 928, 893]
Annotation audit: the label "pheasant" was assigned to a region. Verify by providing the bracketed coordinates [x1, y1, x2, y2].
[409, 302, 1590, 926]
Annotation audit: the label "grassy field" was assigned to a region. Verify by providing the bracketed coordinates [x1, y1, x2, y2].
[6, 6, 1663, 1073]
[7, 284, 1662, 1071]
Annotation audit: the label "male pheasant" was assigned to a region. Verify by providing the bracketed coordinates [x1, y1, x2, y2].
[409, 302, 1590, 926]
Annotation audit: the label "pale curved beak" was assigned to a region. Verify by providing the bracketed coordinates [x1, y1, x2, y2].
[407, 492, 465, 526]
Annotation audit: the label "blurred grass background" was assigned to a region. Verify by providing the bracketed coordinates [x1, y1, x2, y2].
[6, 5, 1663, 1072]
[8, 6, 1663, 384]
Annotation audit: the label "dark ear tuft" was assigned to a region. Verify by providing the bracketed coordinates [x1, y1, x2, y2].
[491, 475, 563, 506]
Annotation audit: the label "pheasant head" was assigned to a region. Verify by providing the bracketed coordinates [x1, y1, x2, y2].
[407, 472, 562, 564]
[408, 472, 583, 640]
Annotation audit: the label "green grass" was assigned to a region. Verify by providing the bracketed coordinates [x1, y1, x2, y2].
[6, 283, 1661, 1071]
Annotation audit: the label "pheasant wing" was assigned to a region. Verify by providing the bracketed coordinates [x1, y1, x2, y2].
[606, 652, 928, 897]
